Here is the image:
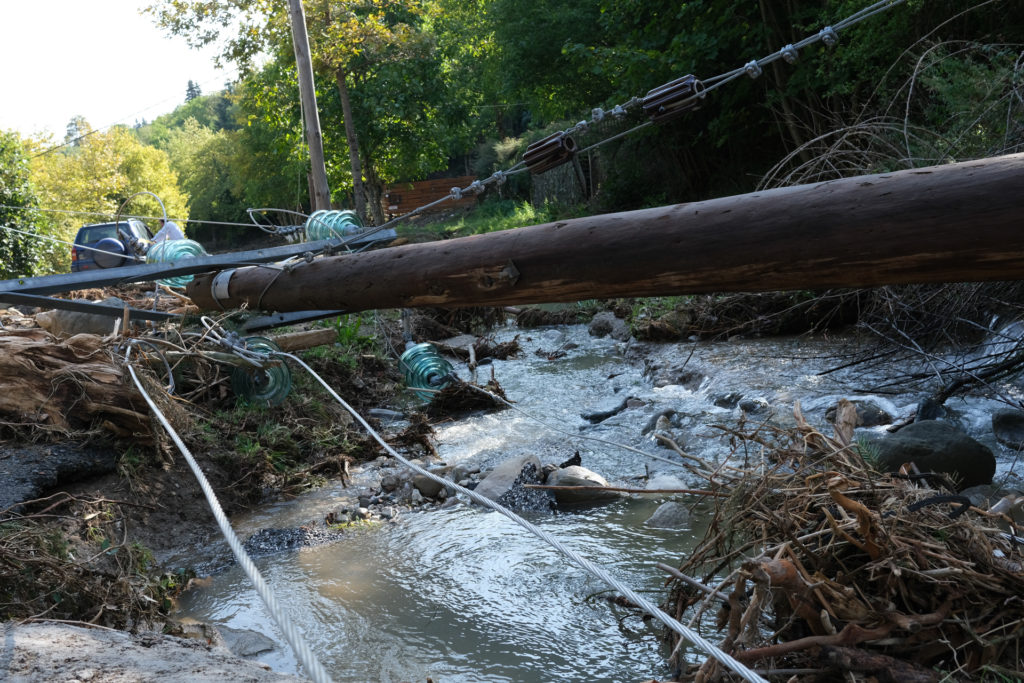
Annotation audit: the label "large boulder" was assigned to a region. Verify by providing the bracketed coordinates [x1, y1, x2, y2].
[545, 465, 621, 505]
[870, 421, 995, 490]
[473, 455, 543, 502]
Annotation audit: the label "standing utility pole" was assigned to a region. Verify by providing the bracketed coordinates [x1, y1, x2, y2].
[287, 0, 331, 211]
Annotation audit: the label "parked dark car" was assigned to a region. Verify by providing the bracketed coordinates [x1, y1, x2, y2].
[70, 220, 153, 272]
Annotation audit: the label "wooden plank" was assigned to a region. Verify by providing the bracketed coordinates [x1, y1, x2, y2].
[383, 175, 478, 215]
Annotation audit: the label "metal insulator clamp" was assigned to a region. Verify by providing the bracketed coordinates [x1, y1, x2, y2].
[523, 132, 578, 175]
[642, 74, 706, 124]
[744, 60, 763, 79]
[819, 26, 838, 48]
[780, 44, 799, 64]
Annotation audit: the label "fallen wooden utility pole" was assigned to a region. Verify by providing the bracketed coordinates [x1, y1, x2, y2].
[187, 153, 1024, 312]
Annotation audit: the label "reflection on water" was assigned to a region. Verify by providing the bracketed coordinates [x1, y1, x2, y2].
[178, 498, 705, 681]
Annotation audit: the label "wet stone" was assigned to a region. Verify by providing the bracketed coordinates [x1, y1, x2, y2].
[588, 311, 630, 341]
[738, 397, 770, 414]
[412, 474, 444, 498]
[992, 408, 1024, 449]
[580, 396, 631, 424]
[644, 501, 691, 529]
[545, 465, 620, 506]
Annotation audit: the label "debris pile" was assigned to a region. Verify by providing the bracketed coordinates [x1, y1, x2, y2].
[665, 400, 1024, 681]
[0, 329, 148, 438]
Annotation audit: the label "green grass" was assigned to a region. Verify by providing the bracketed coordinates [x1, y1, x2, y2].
[402, 199, 559, 239]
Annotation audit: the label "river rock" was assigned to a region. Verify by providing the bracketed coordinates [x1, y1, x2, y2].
[544, 465, 621, 505]
[642, 409, 677, 435]
[581, 396, 630, 424]
[711, 392, 743, 409]
[588, 311, 630, 341]
[644, 501, 691, 529]
[825, 400, 893, 427]
[412, 473, 445, 498]
[379, 472, 401, 492]
[738, 397, 770, 415]
[992, 408, 1024, 449]
[870, 420, 995, 490]
[643, 360, 706, 390]
[35, 297, 126, 337]
[474, 454, 543, 502]
[217, 626, 276, 657]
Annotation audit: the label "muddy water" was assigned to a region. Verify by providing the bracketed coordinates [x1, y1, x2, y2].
[177, 324, 1022, 681]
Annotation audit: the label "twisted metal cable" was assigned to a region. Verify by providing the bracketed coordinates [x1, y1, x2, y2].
[123, 347, 332, 683]
[280, 350, 768, 683]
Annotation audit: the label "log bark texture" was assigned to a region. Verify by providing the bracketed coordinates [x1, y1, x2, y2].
[187, 154, 1024, 312]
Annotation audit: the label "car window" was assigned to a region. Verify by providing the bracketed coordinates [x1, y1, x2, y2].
[76, 225, 116, 244]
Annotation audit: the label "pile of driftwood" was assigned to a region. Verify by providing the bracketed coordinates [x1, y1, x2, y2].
[663, 401, 1024, 682]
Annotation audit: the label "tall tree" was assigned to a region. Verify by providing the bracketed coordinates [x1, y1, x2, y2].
[312, 0, 438, 223]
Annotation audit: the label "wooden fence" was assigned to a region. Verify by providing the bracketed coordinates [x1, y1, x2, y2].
[383, 175, 479, 217]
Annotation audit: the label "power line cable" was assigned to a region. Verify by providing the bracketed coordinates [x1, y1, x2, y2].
[278, 348, 768, 683]
[0, 204, 272, 230]
[122, 343, 332, 683]
[0, 223, 146, 263]
[331, 0, 906, 242]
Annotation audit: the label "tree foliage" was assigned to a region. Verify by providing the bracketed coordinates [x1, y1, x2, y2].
[29, 123, 188, 271]
[132, 0, 1024, 241]
[0, 131, 53, 278]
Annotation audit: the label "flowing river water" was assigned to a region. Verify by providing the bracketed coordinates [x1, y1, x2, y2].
[175, 323, 1023, 681]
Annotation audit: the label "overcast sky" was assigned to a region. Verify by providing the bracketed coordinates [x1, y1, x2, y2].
[0, 0, 232, 139]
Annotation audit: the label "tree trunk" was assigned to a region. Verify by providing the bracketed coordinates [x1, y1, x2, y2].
[335, 69, 367, 221]
[362, 155, 386, 225]
[185, 153, 1024, 313]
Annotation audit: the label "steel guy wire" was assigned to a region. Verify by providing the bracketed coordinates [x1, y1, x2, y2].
[0, 204, 276, 230]
[277, 348, 768, 683]
[122, 343, 332, 683]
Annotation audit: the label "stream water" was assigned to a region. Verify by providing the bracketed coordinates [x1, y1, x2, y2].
[176, 323, 1024, 681]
